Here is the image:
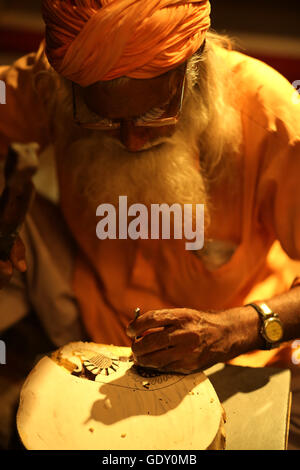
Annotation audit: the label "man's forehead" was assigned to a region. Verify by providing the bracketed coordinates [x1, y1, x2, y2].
[80, 67, 181, 119]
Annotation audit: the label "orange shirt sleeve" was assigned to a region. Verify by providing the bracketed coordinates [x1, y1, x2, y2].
[250, 61, 300, 260]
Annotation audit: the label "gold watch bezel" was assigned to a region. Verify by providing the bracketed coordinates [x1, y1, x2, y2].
[262, 316, 284, 343]
[247, 302, 284, 349]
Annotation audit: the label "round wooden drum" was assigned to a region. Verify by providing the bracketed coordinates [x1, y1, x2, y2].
[17, 342, 226, 450]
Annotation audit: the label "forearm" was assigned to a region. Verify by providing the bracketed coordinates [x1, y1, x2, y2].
[262, 285, 300, 341]
[127, 286, 300, 372]
[227, 285, 300, 358]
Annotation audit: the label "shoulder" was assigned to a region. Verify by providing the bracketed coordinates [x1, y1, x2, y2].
[216, 46, 300, 143]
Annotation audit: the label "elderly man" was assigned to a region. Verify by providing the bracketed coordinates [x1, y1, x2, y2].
[0, 0, 300, 448]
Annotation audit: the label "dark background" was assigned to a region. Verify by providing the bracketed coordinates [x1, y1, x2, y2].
[0, 0, 299, 35]
[212, 0, 300, 37]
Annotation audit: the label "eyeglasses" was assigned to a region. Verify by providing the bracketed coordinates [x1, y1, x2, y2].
[72, 63, 187, 131]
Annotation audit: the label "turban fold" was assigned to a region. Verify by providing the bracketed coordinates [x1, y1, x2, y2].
[43, 0, 211, 87]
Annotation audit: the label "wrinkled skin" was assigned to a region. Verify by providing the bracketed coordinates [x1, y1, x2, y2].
[127, 307, 256, 374]
[80, 65, 183, 152]
[0, 237, 27, 288]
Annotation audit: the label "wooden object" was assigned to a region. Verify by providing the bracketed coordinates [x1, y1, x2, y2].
[0, 142, 39, 260]
[17, 342, 226, 450]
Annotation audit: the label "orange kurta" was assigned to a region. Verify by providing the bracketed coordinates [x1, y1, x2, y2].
[0, 43, 300, 367]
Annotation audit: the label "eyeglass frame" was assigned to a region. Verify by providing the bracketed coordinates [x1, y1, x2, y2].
[72, 62, 187, 131]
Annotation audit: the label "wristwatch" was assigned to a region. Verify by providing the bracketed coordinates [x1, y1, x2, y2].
[247, 302, 283, 350]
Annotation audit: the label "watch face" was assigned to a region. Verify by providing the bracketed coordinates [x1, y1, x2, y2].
[264, 318, 283, 343]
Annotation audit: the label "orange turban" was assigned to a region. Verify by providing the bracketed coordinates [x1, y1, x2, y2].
[43, 0, 211, 87]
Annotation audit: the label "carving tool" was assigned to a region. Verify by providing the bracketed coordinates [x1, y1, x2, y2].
[134, 307, 141, 321]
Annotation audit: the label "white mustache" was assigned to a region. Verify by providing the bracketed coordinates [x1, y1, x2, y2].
[108, 135, 171, 153]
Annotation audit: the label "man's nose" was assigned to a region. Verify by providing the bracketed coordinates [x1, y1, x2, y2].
[120, 120, 150, 152]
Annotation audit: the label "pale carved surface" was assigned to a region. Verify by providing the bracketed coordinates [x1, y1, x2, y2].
[17, 342, 226, 450]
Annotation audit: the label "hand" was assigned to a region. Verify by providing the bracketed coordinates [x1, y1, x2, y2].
[0, 236, 27, 288]
[127, 308, 239, 374]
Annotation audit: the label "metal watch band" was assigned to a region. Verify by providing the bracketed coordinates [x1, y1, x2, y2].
[246, 302, 283, 350]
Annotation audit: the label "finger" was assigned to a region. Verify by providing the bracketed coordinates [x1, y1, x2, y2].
[134, 328, 202, 357]
[136, 345, 191, 369]
[127, 309, 182, 338]
[132, 327, 176, 356]
[10, 237, 27, 272]
[0, 260, 13, 287]
[162, 351, 221, 373]
[161, 360, 197, 374]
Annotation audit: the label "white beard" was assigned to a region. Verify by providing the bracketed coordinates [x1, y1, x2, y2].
[57, 84, 210, 220]
[48, 40, 242, 244]
[43, 37, 243, 268]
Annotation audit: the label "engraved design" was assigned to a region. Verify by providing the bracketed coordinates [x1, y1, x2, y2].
[72, 351, 120, 380]
[126, 366, 183, 391]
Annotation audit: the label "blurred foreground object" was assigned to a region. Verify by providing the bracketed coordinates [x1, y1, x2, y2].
[0, 142, 39, 261]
